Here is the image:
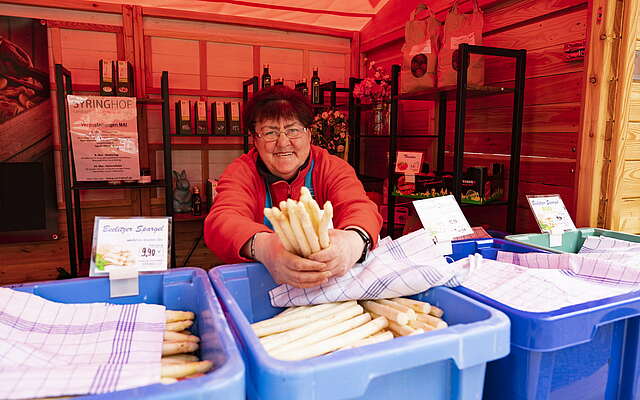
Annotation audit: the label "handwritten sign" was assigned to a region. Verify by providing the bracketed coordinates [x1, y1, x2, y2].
[527, 194, 576, 234]
[413, 195, 473, 241]
[90, 217, 171, 276]
[67, 95, 140, 181]
[395, 151, 423, 174]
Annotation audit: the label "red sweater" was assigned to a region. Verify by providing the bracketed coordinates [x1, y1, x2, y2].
[204, 145, 382, 263]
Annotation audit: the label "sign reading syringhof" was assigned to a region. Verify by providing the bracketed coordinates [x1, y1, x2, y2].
[67, 95, 140, 181]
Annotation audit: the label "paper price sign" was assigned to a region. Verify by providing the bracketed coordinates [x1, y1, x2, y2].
[413, 195, 473, 241]
[527, 194, 576, 233]
[90, 217, 171, 276]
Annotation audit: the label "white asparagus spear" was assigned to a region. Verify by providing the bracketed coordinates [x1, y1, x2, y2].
[295, 202, 321, 253]
[408, 319, 439, 332]
[161, 360, 213, 379]
[264, 208, 295, 252]
[287, 199, 312, 257]
[375, 299, 417, 321]
[162, 354, 199, 364]
[361, 301, 410, 325]
[391, 298, 432, 314]
[278, 200, 289, 218]
[388, 320, 423, 337]
[161, 377, 178, 384]
[273, 316, 389, 361]
[300, 187, 321, 232]
[166, 310, 195, 323]
[318, 201, 333, 249]
[275, 306, 310, 318]
[339, 330, 394, 350]
[164, 331, 200, 343]
[252, 302, 341, 330]
[429, 305, 445, 318]
[253, 302, 350, 337]
[262, 303, 364, 352]
[272, 208, 301, 255]
[162, 341, 199, 356]
[273, 313, 372, 355]
[416, 313, 448, 329]
[165, 320, 193, 332]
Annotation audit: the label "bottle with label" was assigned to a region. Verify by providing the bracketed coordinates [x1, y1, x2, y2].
[301, 78, 309, 97]
[311, 66, 321, 104]
[261, 64, 271, 89]
[192, 185, 202, 216]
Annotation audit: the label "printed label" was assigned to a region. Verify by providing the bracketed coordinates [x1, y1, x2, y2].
[450, 32, 476, 50]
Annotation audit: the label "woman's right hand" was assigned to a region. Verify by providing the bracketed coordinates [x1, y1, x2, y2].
[254, 232, 332, 288]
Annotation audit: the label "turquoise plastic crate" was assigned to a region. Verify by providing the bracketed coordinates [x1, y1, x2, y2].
[451, 238, 640, 400]
[209, 262, 510, 400]
[506, 227, 640, 253]
[6, 268, 244, 400]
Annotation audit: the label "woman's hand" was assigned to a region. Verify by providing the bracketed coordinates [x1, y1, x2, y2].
[308, 229, 365, 279]
[253, 232, 332, 288]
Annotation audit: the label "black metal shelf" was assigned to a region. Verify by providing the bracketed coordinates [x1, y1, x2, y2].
[350, 44, 526, 238]
[170, 134, 249, 137]
[71, 179, 167, 190]
[55, 65, 175, 277]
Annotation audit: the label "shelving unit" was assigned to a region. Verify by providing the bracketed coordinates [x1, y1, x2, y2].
[54, 65, 174, 277]
[351, 44, 526, 237]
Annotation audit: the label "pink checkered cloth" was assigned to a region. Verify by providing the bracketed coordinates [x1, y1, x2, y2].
[0, 288, 165, 399]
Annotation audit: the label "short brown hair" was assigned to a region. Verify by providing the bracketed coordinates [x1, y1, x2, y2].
[243, 85, 313, 134]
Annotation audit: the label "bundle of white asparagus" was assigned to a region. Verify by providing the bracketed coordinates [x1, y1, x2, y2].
[251, 298, 447, 361]
[161, 309, 214, 384]
[264, 187, 333, 257]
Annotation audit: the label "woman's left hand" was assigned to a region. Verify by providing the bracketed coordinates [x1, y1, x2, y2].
[308, 229, 365, 279]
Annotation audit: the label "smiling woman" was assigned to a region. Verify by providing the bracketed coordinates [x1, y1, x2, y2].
[204, 86, 382, 288]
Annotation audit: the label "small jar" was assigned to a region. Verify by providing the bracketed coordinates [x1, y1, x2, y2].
[139, 168, 152, 184]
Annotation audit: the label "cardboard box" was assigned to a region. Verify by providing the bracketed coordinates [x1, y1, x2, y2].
[99, 59, 115, 96]
[212, 102, 227, 135]
[461, 164, 504, 204]
[229, 102, 241, 135]
[194, 101, 208, 135]
[116, 60, 133, 97]
[175, 100, 192, 135]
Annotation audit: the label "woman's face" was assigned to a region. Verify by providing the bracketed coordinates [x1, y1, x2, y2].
[254, 117, 311, 180]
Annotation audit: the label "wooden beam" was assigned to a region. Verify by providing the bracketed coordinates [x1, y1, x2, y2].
[141, 6, 354, 38]
[1, 0, 122, 14]
[43, 20, 121, 32]
[574, 0, 620, 227]
[350, 31, 361, 78]
[605, 0, 640, 230]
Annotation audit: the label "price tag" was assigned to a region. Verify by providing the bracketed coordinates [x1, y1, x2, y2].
[395, 151, 423, 174]
[413, 195, 473, 242]
[90, 216, 171, 277]
[527, 195, 576, 234]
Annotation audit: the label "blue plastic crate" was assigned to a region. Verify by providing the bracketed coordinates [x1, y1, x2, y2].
[451, 238, 640, 400]
[209, 262, 510, 400]
[6, 268, 244, 400]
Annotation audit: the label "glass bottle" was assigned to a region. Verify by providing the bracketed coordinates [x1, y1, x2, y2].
[311, 66, 320, 104]
[261, 64, 271, 89]
[192, 185, 202, 216]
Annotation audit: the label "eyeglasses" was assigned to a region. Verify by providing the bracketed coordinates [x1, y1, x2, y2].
[254, 126, 307, 142]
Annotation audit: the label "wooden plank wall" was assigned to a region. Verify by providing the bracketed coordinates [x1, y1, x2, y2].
[359, 0, 587, 232]
[0, 3, 350, 284]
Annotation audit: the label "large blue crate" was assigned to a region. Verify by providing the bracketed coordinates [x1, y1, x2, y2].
[6, 268, 244, 400]
[209, 262, 510, 400]
[451, 238, 640, 400]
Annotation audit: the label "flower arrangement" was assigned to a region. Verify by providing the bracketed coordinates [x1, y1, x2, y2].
[353, 59, 392, 104]
[310, 110, 349, 158]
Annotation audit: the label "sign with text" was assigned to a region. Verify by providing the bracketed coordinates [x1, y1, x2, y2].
[395, 151, 423, 174]
[413, 195, 473, 241]
[67, 95, 140, 181]
[90, 217, 171, 276]
[527, 194, 576, 233]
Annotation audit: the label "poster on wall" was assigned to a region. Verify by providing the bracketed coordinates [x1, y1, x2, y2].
[0, 16, 59, 244]
[67, 95, 141, 181]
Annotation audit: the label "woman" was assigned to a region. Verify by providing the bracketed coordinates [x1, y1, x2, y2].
[204, 86, 382, 288]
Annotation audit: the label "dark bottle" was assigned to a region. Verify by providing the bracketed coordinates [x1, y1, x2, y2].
[311, 66, 320, 104]
[261, 64, 271, 89]
[274, 77, 285, 86]
[192, 185, 202, 216]
[301, 78, 309, 97]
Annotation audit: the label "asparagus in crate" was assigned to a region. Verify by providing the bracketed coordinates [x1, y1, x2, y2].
[252, 297, 449, 361]
[160, 309, 214, 382]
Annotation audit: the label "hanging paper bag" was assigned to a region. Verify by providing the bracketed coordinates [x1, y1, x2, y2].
[401, 4, 442, 93]
[438, 0, 484, 87]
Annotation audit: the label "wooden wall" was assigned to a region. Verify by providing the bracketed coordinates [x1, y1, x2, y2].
[0, 2, 351, 284]
[359, 0, 587, 233]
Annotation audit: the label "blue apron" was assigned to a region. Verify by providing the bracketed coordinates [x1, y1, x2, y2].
[263, 160, 315, 229]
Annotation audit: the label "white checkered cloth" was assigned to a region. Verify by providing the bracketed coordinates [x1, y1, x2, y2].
[269, 229, 470, 307]
[0, 287, 165, 399]
[497, 236, 640, 286]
